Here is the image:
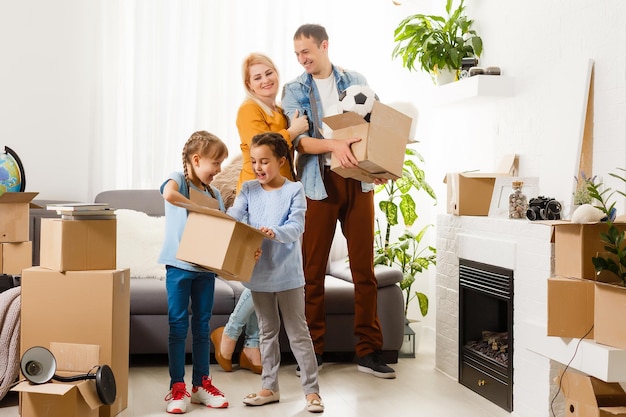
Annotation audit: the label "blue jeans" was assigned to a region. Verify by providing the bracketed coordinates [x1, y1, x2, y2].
[224, 288, 259, 348]
[166, 265, 215, 387]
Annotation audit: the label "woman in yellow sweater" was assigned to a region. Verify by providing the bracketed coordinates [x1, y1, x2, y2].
[210, 53, 309, 376]
[235, 52, 309, 190]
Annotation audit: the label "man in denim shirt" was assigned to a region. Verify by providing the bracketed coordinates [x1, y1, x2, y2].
[281, 23, 395, 379]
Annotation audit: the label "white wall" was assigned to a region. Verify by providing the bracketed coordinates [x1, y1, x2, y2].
[2, 1, 625, 332]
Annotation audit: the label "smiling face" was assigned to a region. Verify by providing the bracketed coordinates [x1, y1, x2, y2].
[188, 154, 224, 188]
[293, 35, 331, 78]
[250, 144, 285, 190]
[247, 63, 280, 103]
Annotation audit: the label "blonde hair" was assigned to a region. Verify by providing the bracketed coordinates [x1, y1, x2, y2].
[242, 52, 279, 116]
[181, 131, 228, 197]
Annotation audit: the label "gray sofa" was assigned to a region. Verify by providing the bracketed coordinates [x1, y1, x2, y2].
[29, 189, 405, 362]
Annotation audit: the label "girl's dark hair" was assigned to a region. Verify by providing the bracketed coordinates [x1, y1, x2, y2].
[251, 132, 296, 181]
[293, 24, 328, 46]
[182, 130, 228, 198]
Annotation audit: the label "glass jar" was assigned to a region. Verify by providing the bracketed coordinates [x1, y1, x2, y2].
[509, 181, 528, 219]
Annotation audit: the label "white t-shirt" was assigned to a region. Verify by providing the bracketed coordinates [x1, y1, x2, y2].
[314, 75, 340, 166]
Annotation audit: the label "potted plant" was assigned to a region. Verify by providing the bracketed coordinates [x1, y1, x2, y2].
[374, 147, 437, 319]
[586, 168, 626, 284]
[391, 0, 483, 85]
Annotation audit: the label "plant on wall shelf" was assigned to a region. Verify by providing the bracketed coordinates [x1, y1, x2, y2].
[374, 147, 437, 318]
[586, 168, 626, 285]
[392, 0, 483, 84]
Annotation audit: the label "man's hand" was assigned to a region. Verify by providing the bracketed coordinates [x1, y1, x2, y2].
[332, 137, 361, 168]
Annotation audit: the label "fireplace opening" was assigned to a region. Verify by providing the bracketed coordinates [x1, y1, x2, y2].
[459, 258, 513, 412]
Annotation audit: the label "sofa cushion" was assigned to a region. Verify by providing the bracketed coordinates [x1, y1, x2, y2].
[130, 276, 236, 315]
[327, 260, 403, 288]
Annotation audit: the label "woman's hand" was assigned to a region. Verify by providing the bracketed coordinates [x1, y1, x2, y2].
[287, 110, 309, 138]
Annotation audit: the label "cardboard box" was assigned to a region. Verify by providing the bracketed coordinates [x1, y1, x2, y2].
[444, 155, 518, 216]
[594, 281, 626, 350]
[13, 343, 104, 417]
[20, 267, 130, 417]
[551, 221, 626, 280]
[0, 191, 38, 242]
[39, 218, 116, 271]
[547, 276, 594, 338]
[323, 101, 412, 183]
[176, 204, 266, 281]
[557, 369, 626, 417]
[0, 241, 32, 274]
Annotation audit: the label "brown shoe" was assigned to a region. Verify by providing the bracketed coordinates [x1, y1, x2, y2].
[239, 350, 262, 374]
[211, 327, 232, 372]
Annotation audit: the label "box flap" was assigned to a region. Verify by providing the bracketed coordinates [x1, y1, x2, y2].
[76, 380, 103, 410]
[189, 187, 219, 209]
[0, 191, 38, 204]
[443, 154, 518, 182]
[12, 380, 76, 395]
[559, 370, 626, 407]
[321, 111, 367, 131]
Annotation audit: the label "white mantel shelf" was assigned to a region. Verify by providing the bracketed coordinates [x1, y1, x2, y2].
[435, 75, 514, 106]
[523, 320, 626, 382]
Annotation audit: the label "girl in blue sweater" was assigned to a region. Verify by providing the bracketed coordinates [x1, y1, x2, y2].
[227, 132, 324, 413]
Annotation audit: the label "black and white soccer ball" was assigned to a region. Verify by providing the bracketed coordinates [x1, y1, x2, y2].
[338, 84, 379, 121]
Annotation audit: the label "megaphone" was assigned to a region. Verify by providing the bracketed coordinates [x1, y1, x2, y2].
[20, 346, 117, 405]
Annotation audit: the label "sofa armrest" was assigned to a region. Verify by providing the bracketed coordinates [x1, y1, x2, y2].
[328, 259, 402, 288]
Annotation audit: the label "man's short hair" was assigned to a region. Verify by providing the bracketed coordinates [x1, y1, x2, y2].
[294, 24, 328, 46]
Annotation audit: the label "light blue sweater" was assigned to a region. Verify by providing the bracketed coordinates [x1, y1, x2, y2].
[227, 179, 306, 292]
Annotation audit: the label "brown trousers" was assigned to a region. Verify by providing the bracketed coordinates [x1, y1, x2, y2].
[302, 168, 383, 358]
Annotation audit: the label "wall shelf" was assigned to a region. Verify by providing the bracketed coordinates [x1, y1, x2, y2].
[434, 75, 514, 106]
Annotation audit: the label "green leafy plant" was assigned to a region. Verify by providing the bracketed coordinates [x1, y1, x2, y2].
[374, 147, 437, 318]
[587, 168, 626, 285]
[392, 0, 483, 83]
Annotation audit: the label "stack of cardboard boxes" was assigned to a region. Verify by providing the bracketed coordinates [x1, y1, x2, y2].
[15, 203, 130, 417]
[0, 192, 37, 287]
[546, 221, 626, 416]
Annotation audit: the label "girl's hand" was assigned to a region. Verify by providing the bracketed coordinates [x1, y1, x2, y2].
[254, 248, 262, 262]
[259, 226, 275, 239]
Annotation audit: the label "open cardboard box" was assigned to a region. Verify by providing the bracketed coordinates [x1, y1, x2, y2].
[540, 221, 626, 280]
[13, 343, 105, 417]
[557, 369, 626, 417]
[547, 276, 594, 339]
[323, 101, 412, 183]
[444, 154, 518, 216]
[0, 191, 38, 242]
[176, 189, 267, 282]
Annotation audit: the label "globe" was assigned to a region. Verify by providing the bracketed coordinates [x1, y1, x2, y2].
[0, 146, 26, 194]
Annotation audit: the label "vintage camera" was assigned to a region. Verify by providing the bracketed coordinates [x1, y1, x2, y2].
[459, 57, 479, 79]
[526, 196, 562, 221]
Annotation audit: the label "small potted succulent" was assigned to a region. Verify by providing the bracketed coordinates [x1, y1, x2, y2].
[392, 0, 483, 85]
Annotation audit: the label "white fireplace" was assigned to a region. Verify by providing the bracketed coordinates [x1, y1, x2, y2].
[435, 214, 626, 417]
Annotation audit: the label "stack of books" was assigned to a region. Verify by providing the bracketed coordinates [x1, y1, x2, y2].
[46, 202, 117, 220]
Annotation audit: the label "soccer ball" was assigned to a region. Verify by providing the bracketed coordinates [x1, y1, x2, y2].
[338, 85, 379, 121]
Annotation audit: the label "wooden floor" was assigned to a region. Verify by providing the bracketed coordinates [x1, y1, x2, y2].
[0, 331, 512, 416]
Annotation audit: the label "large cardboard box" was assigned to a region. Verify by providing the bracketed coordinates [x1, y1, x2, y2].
[594, 281, 626, 350]
[20, 267, 130, 417]
[0, 241, 32, 274]
[551, 221, 626, 280]
[13, 343, 105, 417]
[323, 101, 412, 183]
[39, 218, 116, 271]
[176, 204, 266, 281]
[547, 276, 594, 339]
[557, 369, 626, 417]
[444, 155, 518, 216]
[0, 191, 38, 242]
